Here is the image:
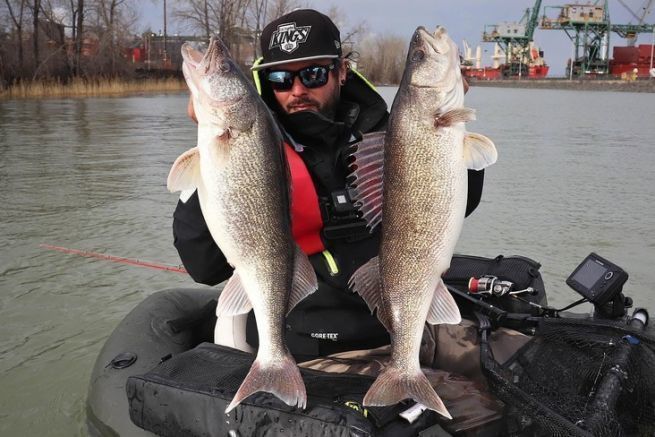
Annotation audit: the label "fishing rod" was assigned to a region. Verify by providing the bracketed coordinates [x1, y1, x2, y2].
[40, 244, 188, 274]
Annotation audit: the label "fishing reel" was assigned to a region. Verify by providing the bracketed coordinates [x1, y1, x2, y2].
[468, 275, 537, 297]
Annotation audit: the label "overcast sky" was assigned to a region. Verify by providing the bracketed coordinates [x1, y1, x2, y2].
[140, 1, 655, 77]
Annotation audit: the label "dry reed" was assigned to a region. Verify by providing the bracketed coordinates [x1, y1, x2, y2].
[0, 77, 188, 100]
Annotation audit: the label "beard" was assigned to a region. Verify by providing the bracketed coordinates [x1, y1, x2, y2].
[317, 88, 340, 119]
[284, 83, 340, 120]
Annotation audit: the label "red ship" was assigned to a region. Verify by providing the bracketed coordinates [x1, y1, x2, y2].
[461, 64, 550, 80]
[610, 44, 655, 78]
[461, 42, 549, 80]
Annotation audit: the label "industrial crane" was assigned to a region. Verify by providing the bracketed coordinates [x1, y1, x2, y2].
[612, 0, 654, 44]
[482, 0, 546, 77]
[540, 0, 654, 77]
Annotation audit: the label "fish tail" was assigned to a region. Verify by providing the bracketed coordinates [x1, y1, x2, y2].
[225, 352, 306, 413]
[363, 367, 451, 419]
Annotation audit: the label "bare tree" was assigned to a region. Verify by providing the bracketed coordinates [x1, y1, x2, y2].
[322, 5, 366, 55]
[52, 0, 87, 75]
[35, 0, 75, 77]
[32, 0, 40, 69]
[247, 0, 267, 29]
[172, 0, 214, 40]
[173, 0, 250, 50]
[357, 34, 406, 85]
[266, 0, 303, 21]
[219, 0, 249, 50]
[245, 0, 267, 58]
[89, 0, 137, 75]
[75, 0, 84, 75]
[3, 0, 28, 74]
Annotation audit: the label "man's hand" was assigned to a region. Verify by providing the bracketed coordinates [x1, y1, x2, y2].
[187, 94, 198, 124]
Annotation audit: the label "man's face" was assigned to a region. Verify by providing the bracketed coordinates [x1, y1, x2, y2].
[267, 59, 347, 118]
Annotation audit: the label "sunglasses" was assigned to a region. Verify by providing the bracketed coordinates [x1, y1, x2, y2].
[266, 62, 337, 91]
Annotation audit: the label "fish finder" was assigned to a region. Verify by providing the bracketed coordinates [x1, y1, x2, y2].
[566, 252, 628, 306]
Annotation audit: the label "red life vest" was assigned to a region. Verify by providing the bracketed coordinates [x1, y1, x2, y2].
[284, 143, 325, 255]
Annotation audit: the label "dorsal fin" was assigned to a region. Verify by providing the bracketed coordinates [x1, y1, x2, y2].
[347, 131, 386, 231]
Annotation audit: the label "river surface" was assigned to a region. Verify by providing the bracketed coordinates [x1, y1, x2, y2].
[1, 86, 654, 435]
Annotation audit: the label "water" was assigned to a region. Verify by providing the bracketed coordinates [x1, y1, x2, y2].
[1, 87, 653, 435]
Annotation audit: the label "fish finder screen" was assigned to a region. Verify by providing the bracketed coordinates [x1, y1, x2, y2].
[572, 259, 606, 289]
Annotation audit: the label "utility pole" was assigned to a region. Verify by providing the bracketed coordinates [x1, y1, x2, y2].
[650, 27, 655, 78]
[163, 0, 168, 63]
[569, 45, 574, 80]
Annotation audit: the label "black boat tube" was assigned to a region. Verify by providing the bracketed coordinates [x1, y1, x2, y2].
[86, 288, 217, 436]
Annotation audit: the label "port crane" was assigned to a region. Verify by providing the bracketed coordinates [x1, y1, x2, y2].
[540, 0, 654, 77]
[482, 0, 545, 77]
[612, 0, 654, 44]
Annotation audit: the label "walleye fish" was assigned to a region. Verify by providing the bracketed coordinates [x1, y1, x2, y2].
[348, 26, 497, 419]
[167, 36, 317, 413]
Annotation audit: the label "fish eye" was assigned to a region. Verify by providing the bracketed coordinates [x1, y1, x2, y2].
[412, 49, 425, 62]
[219, 61, 231, 73]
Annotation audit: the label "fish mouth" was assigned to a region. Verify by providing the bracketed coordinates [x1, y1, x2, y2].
[182, 36, 232, 76]
[414, 26, 451, 57]
[182, 37, 246, 109]
[407, 26, 459, 90]
[201, 36, 233, 75]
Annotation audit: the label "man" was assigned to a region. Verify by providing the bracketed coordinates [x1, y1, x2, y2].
[174, 9, 484, 361]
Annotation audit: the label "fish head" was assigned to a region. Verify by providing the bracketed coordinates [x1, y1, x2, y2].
[182, 36, 257, 132]
[402, 26, 464, 110]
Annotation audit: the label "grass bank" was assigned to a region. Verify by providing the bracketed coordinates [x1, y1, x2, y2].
[0, 77, 188, 100]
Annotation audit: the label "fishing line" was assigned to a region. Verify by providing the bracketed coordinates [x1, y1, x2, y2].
[39, 244, 187, 274]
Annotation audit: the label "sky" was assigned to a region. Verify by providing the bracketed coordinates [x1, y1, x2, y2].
[139, 1, 655, 77]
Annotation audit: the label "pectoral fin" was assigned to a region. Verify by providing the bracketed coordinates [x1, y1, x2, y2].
[426, 279, 461, 325]
[463, 132, 497, 170]
[287, 245, 319, 315]
[434, 107, 476, 128]
[167, 147, 200, 192]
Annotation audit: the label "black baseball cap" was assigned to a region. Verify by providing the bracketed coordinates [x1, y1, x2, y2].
[252, 9, 342, 70]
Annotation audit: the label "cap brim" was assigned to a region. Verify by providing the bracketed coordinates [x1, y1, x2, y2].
[251, 54, 339, 70]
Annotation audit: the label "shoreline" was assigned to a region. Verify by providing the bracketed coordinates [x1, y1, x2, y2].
[467, 78, 655, 93]
[0, 77, 188, 100]
[5, 77, 654, 100]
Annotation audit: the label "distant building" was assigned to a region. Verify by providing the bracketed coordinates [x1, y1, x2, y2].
[38, 19, 65, 48]
[128, 29, 257, 72]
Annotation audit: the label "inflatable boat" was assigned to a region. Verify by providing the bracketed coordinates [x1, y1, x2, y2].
[86, 253, 655, 436]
